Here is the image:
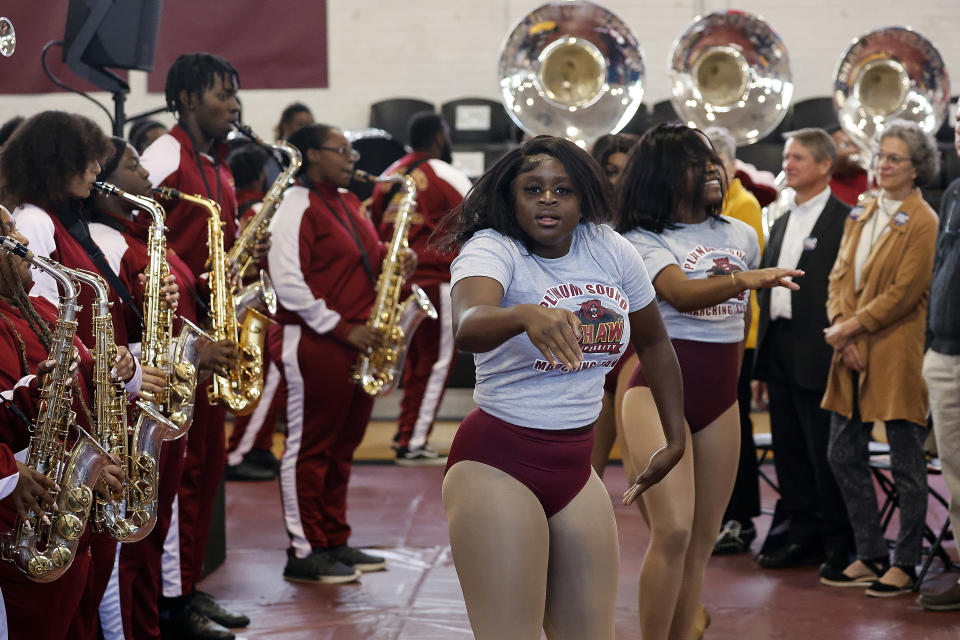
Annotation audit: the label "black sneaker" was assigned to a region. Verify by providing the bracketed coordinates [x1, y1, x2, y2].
[191, 590, 250, 628]
[160, 604, 235, 640]
[713, 520, 756, 555]
[224, 459, 275, 482]
[283, 548, 360, 584]
[245, 447, 281, 473]
[395, 445, 447, 467]
[326, 543, 387, 572]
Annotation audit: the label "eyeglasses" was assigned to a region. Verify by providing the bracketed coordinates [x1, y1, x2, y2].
[873, 152, 911, 166]
[318, 146, 360, 162]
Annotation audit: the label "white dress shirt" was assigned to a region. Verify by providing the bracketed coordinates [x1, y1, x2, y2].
[770, 186, 832, 321]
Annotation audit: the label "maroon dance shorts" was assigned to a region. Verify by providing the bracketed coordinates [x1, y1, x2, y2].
[627, 338, 740, 434]
[603, 343, 636, 394]
[445, 408, 594, 518]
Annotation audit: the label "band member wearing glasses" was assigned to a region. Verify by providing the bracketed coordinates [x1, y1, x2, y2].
[140, 52, 251, 639]
[269, 123, 414, 584]
[820, 121, 939, 597]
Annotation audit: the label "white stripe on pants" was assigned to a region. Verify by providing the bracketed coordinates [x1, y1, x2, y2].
[410, 282, 454, 449]
[279, 324, 312, 559]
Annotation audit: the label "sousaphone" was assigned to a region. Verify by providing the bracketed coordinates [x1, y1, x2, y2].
[497, 1, 645, 148]
[834, 26, 950, 153]
[668, 10, 793, 145]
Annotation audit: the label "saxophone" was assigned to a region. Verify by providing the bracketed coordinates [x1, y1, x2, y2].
[352, 170, 438, 397]
[228, 122, 302, 277]
[0, 238, 115, 581]
[69, 268, 176, 543]
[92, 181, 209, 438]
[154, 187, 276, 416]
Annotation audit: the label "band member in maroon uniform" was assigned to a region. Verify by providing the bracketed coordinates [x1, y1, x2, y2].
[224, 143, 283, 482]
[4, 110, 150, 640]
[90, 137, 236, 640]
[140, 52, 251, 639]
[269, 123, 415, 583]
[0, 206, 127, 640]
[367, 113, 472, 465]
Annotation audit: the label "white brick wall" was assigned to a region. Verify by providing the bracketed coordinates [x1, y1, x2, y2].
[0, 1, 957, 140]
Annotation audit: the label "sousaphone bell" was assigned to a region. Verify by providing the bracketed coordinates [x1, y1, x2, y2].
[669, 10, 793, 145]
[497, 1, 645, 148]
[834, 26, 950, 153]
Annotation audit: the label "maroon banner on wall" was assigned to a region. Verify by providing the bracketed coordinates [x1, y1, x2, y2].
[0, 1, 327, 95]
[146, 0, 328, 92]
[0, 1, 126, 95]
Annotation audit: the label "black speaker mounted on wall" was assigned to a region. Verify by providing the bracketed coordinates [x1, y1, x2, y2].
[62, 0, 163, 94]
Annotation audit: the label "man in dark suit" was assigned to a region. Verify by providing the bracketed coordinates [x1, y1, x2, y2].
[753, 128, 855, 571]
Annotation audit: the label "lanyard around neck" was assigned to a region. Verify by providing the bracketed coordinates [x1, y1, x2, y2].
[307, 182, 377, 285]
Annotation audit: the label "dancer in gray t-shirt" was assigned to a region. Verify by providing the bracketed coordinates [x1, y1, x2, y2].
[439, 135, 686, 639]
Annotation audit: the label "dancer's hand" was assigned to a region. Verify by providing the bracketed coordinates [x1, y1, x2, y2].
[622, 443, 684, 505]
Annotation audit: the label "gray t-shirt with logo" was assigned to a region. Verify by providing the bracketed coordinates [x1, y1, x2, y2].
[450, 223, 655, 431]
[624, 216, 760, 344]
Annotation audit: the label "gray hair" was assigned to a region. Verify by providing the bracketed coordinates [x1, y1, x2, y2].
[879, 120, 940, 187]
[703, 126, 736, 161]
[783, 128, 837, 173]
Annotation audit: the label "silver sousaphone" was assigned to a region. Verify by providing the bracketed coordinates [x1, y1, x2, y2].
[834, 26, 950, 155]
[497, 1, 645, 148]
[0, 18, 15, 57]
[668, 10, 793, 145]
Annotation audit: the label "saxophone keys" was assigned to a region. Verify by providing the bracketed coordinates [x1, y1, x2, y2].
[28, 554, 56, 576]
[55, 513, 83, 540]
[64, 486, 91, 512]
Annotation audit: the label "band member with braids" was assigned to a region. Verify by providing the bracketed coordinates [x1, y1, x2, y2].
[139, 52, 252, 638]
[269, 123, 414, 583]
[588, 132, 639, 477]
[0, 206, 127, 640]
[439, 135, 685, 640]
[88, 137, 236, 640]
[367, 112, 472, 465]
[3, 110, 153, 640]
[616, 123, 803, 640]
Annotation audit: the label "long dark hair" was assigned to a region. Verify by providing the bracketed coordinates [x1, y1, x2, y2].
[437, 135, 611, 252]
[617, 123, 726, 234]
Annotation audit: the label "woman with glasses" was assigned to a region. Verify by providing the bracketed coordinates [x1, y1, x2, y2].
[268, 123, 415, 584]
[820, 120, 939, 596]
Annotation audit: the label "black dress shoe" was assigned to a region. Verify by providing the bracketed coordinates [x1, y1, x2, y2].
[756, 543, 825, 569]
[161, 606, 235, 640]
[191, 590, 250, 628]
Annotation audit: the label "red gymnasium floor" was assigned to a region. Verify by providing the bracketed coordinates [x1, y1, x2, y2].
[200, 464, 960, 639]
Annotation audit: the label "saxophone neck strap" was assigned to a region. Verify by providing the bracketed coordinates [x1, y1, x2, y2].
[59, 203, 144, 329]
[307, 182, 377, 286]
[383, 156, 429, 208]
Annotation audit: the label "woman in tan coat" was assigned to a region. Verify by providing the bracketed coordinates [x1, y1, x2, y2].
[819, 120, 939, 596]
